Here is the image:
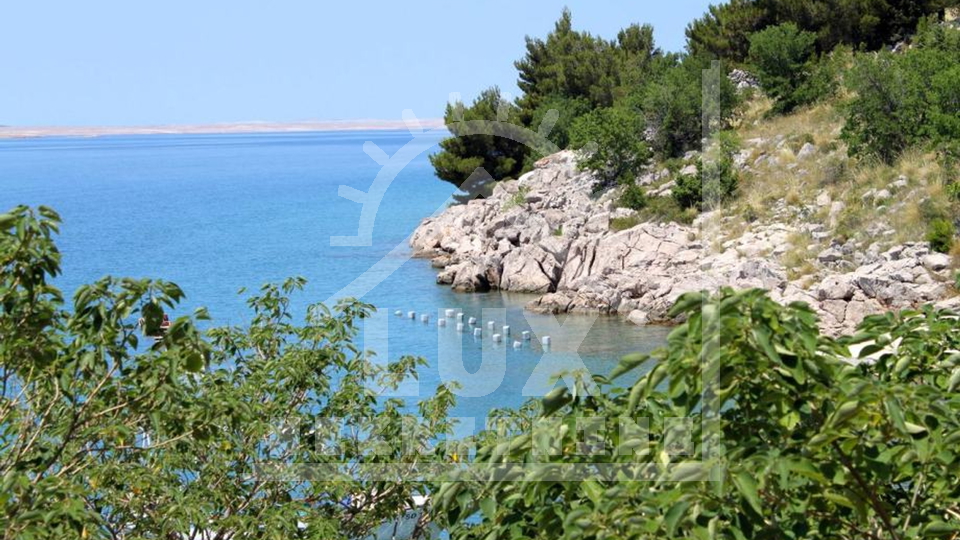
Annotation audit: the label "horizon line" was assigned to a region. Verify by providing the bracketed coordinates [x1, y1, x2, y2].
[0, 118, 448, 140]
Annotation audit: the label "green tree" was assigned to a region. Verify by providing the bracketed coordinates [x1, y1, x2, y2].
[686, 0, 770, 62]
[434, 288, 960, 539]
[748, 23, 818, 113]
[686, 0, 948, 62]
[643, 55, 740, 159]
[842, 43, 960, 162]
[514, 10, 661, 124]
[430, 88, 530, 200]
[569, 106, 651, 187]
[529, 95, 593, 151]
[0, 206, 457, 539]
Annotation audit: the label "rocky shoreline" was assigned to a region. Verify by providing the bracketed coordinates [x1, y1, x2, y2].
[411, 151, 959, 336]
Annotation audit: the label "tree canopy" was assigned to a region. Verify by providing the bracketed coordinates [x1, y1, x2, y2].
[0, 206, 456, 539]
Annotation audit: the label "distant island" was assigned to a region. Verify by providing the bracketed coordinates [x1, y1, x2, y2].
[0, 118, 446, 139]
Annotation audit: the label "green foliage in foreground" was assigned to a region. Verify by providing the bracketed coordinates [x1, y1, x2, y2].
[5, 205, 960, 539]
[0, 206, 455, 539]
[435, 289, 960, 540]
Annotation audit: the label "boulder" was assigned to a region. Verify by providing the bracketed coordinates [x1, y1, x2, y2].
[922, 252, 951, 272]
[817, 275, 855, 301]
[451, 257, 501, 292]
[797, 143, 817, 160]
[818, 247, 843, 264]
[627, 310, 649, 326]
[500, 246, 560, 293]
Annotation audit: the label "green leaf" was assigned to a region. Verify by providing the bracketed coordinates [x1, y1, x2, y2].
[670, 462, 707, 482]
[831, 400, 860, 425]
[922, 520, 960, 536]
[732, 471, 763, 515]
[664, 500, 691, 536]
[904, 422, 928, 436]
[0, 213, 16, 230]
[824, 491, 856, 509]
[542, 387, 570, 416]
[885, 397, 907, 432]
[479, 496, 496, 521]
[947, 367, 960, 392]
[610, 352, 649, 381]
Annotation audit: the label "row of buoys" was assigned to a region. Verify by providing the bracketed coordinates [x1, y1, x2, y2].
[390, 308, 550, 348]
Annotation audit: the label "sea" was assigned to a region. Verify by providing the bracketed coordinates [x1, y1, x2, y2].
[0, 130, 670, 424]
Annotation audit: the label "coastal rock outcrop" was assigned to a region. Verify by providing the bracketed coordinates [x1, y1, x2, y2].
[411, 150, 957, 336]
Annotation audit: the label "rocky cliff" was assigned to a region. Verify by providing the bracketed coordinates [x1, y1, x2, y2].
[410, 151, 959, 335]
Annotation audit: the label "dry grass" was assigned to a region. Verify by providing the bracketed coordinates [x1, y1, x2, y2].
[738, 101, 845, 146]
[781, 232, 819, 281]
[653, 94, 956, 273]
[950, 242, 960, 269]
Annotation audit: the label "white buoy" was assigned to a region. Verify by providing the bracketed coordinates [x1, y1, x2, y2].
[468, 317, 477, 325]
[474, 328, 482, 338]
[456, 313, 464, 322]
[522, 331, 531, 341]
[493, 333, 502, 343]
[422, 314, 431, 323]
[438, 319, 446, 327]
[487, 321, 495, 329]
[542, 336, 551, 346]
[513, 340, 522, 349]
[394, 310, 402, 317]
[456, 322, 465, 332]
[445, 309, 456, 318]
[502, 325, 510, 336]
[408, 311, 416, 319]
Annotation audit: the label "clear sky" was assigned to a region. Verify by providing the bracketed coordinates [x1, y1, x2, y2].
[1, 1, 716, 126]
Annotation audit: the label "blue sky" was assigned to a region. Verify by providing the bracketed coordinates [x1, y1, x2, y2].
[2, 1, 715, 126]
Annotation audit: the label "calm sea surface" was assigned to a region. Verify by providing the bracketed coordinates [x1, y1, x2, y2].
[0, 131, 669, 422]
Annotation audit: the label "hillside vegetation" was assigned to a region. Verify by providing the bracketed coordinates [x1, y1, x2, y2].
[431, 5, 960, 271]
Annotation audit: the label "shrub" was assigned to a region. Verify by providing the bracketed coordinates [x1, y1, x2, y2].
[673, 169, 702, 211]
[569, 106, 651, 186]
[673, 157, 739, 211]
[843, 46, 960, 163]
[640, 196, 697, 225]
[618, 183, 648, 211]
[748, 23, 818, 113]
[610, 215, 641, 231]
[927, 218, 955, 253]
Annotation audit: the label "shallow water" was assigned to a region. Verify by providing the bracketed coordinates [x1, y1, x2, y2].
[0, 130, 670, 422]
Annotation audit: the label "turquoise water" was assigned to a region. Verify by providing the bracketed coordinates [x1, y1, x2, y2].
[0, 131, 669, 422]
